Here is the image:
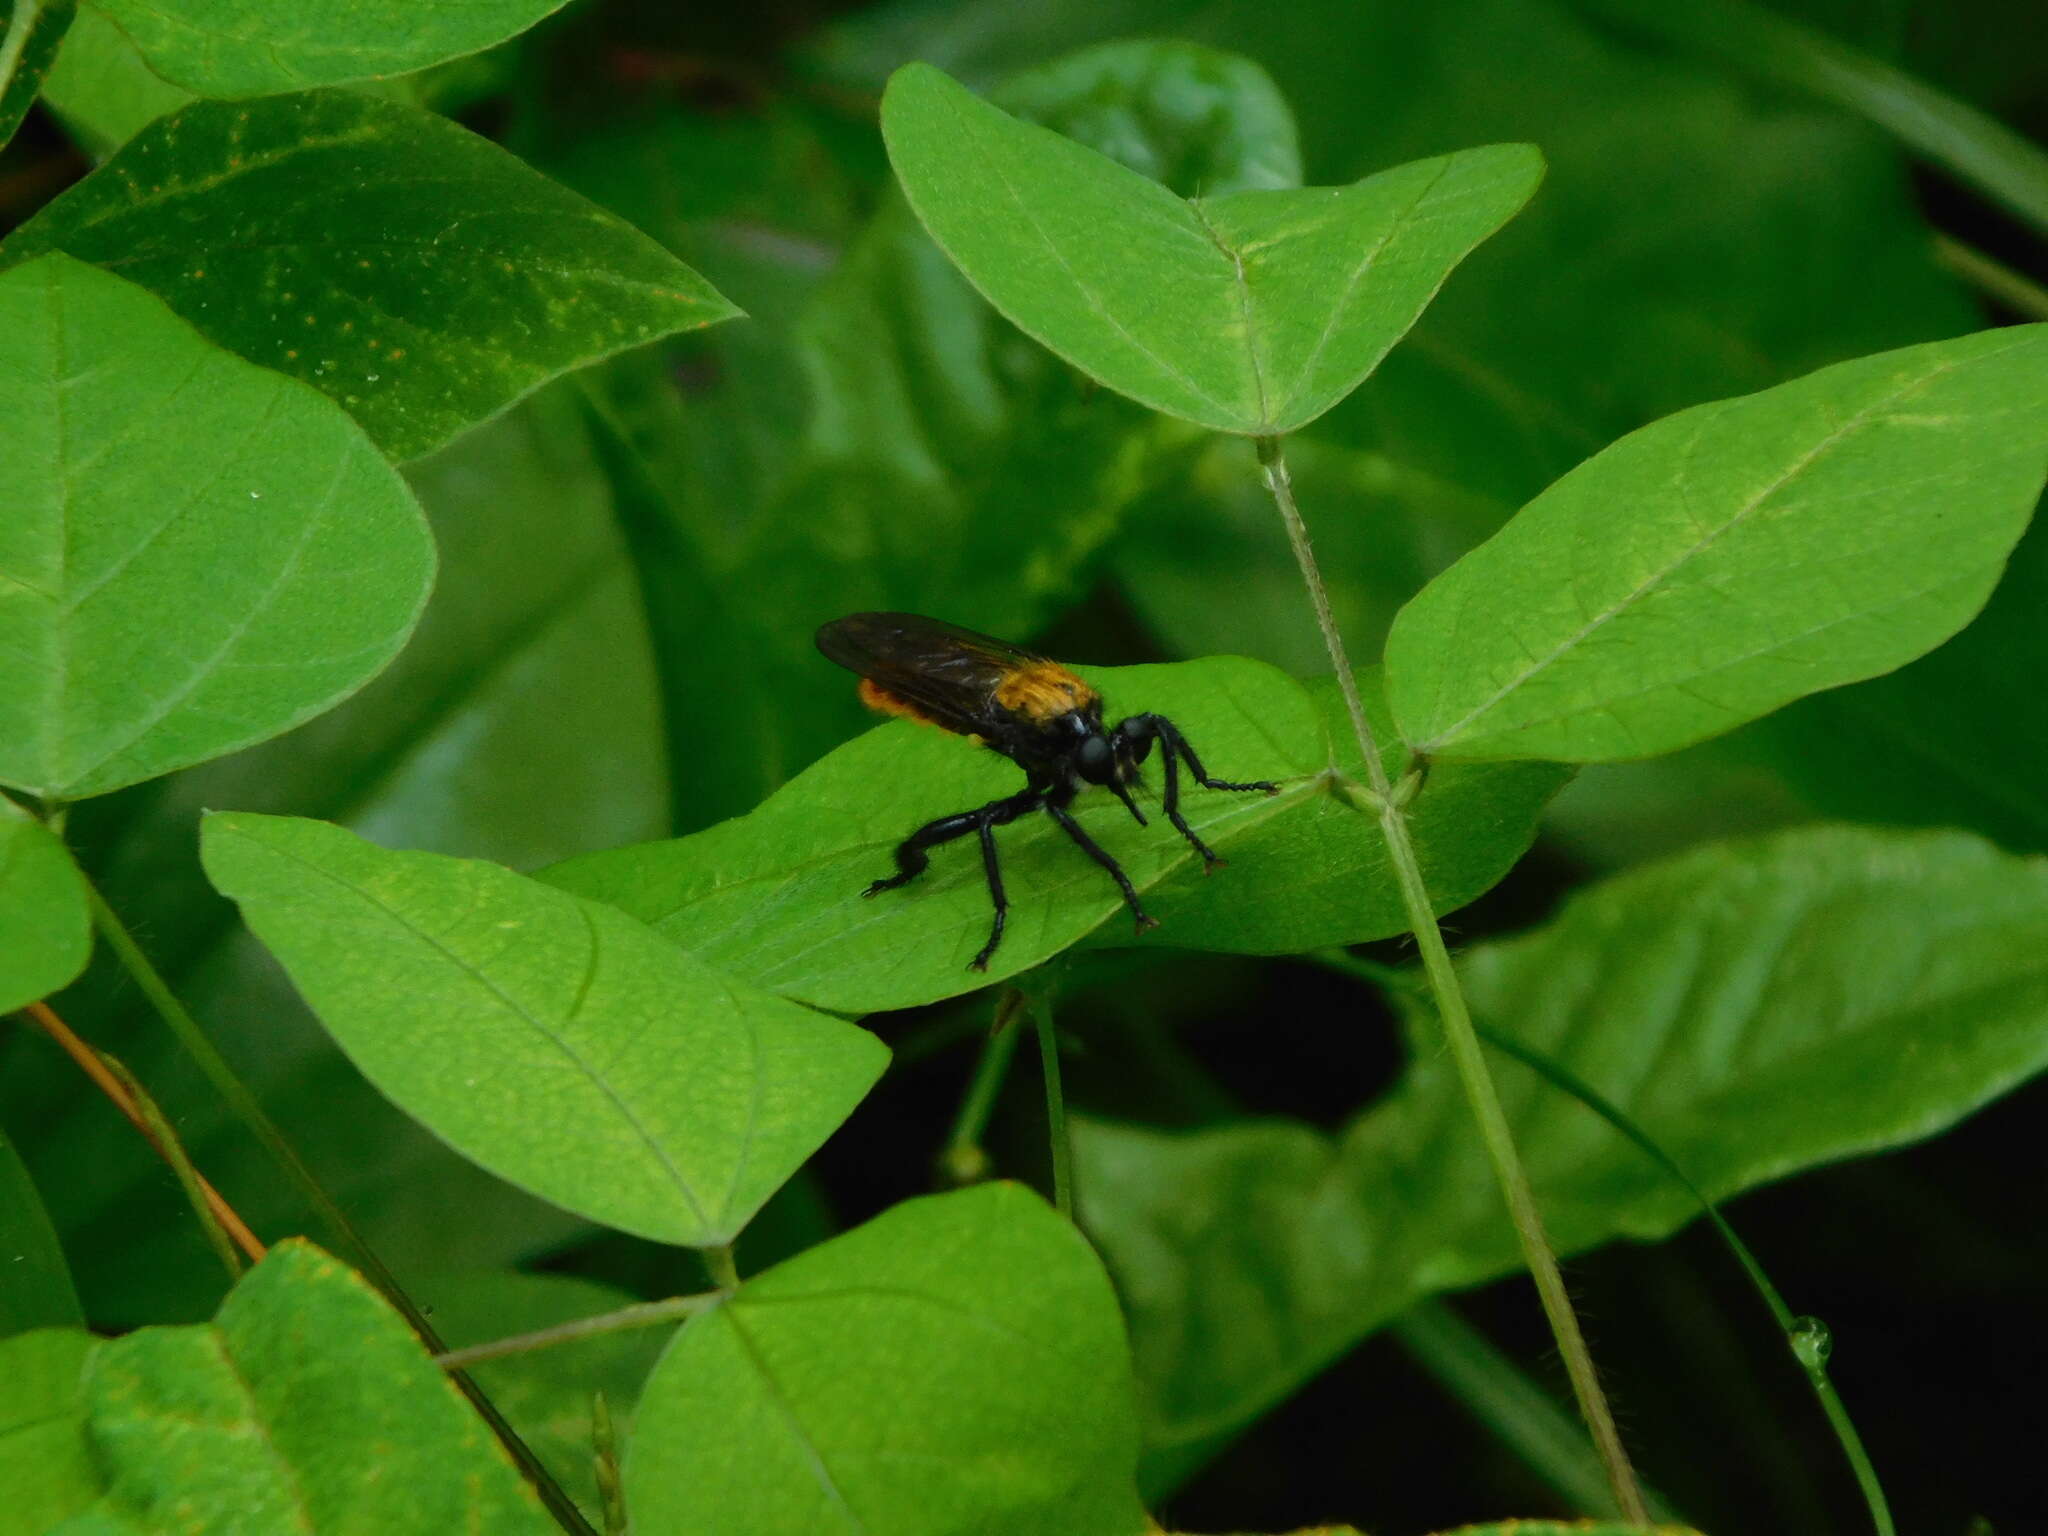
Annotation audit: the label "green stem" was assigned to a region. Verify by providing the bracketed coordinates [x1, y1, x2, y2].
[1321, 948, 1894, 1536]
[1576, 0, 2048, 237]
[1392, 1298, 1680, 1522]
[703, 1242, 741, 1291]
[434, 1293, 726, 1372]
[939, 992, 1025, 1186]
[1933, 233, 2048, 322]
[81, 875, 596, 1536]
[1031, 999, 1074, 1219]
[1473, 1017, 1896, 1536]
[1254, 436, 1646, 1523]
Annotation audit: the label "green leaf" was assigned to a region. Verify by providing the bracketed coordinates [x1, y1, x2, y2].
[0, 0, 74, 152]
[1388, 325, 2048, 762]
[8, 387, 666, 1329]
[1743, 506, 2048, 852]
[626, 1183, 1147, 1536]
[3, 91, 741, 460]
[881, 62, 1542, 436]
[0, 1329, 102, 1534]
[0, 1125, 81, 1335]
[201, 813, 887, 1246]
[39, 5, 193, 158]
[543, 659, 1566, 1015]
[90, 0, 565, 98]
[993, 38, 1301, 197]
[428, 1270, 675, 1524]
[71, 1241, 555, 1532]
[0, 796, 90, 1012]
[0, 253, 432, 801]
[1078, 824, 2048, 1462]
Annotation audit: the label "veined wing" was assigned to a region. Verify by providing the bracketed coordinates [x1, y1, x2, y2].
[816, 612, 1046, 738]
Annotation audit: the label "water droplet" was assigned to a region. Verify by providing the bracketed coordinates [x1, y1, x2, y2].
[249, 491, 261, 500]
[1789, 1315, 1832, 1370]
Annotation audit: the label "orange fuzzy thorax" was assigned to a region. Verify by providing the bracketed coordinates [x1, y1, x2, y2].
[992, 662, 1097, 722]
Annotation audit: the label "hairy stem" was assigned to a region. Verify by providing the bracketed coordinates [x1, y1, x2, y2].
[1255, 435, 1646, 1521]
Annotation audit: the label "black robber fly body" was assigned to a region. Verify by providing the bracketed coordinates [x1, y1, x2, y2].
[816, 612, 1277, 971]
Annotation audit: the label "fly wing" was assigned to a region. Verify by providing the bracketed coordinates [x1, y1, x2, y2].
[815, 612, 1044, 737]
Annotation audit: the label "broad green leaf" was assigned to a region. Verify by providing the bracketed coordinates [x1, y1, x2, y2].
[881, 62, 1542, 436]
[994, 38, 1301, 196]
[4, 91, 741, 460]
[201, 813, 887, 1246]
[0, 0, 74, 151]
[1744, 506, 2048, 852]
[1387, 326, 2048, 762]
[0, 1125, 81, 1335]
[90, 0, 564, 97]
[0, 796, 90, 1012]
[0, 254, 432, 801]
[627, 1183, 1147, 1536]
[544, 659, 1567, 1015]
[39, 5, 193, 157]
[428, 1270, 674, 1524]
[8, 388, 665, 1329]
[70, 1241, 554, 1533]
[1078, 825, 2048, 1462]
[0, 1329, 102, 1534]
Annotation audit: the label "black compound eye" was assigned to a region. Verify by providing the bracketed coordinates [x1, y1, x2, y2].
[1076, 734, 1114, 782]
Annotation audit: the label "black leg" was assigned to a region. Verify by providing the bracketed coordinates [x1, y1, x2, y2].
[1113, 714, 1277, 868]
[970, 817, 1006, 971]
[1043, 788, 1157, 933]
[866, 786, 1042, 970]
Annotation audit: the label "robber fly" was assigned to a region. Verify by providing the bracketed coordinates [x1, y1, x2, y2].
[816, 612, 1278, 971]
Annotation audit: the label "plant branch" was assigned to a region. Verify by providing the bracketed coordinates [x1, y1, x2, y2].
[1254, 435, 1646, 1522]
[434, 1293, 726, 1372]
[938, 990, 1025, 1186]
[1321, 947, 1894, 1536]
[22, 1000, 265, 1270]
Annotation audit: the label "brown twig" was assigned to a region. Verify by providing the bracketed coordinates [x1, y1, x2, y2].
[22, 1000, 267, 1266]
